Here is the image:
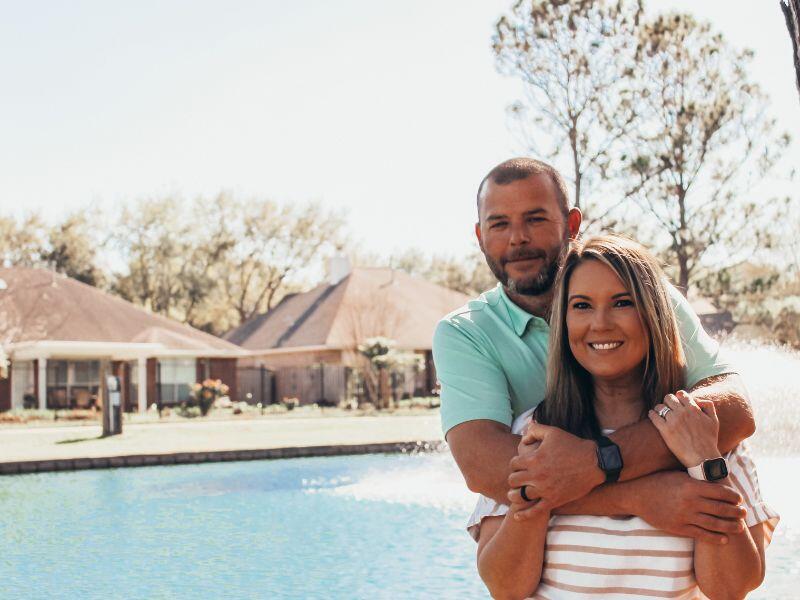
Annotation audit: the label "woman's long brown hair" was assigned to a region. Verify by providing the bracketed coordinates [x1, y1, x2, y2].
[535, 234, 686, 439]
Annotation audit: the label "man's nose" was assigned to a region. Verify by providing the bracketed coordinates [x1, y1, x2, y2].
[508, 223, 530, 246]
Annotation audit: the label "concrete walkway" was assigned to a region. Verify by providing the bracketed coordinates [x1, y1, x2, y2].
[0, 414, 444, 474]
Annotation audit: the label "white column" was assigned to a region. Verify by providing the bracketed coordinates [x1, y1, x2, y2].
[137, 356, 147, 414]
[37, 358, 47, 410]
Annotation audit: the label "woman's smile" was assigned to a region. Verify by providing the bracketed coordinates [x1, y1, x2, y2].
[588, 341, 624, 351]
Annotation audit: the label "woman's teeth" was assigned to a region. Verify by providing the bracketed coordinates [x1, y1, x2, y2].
[590, 342, 622, 350]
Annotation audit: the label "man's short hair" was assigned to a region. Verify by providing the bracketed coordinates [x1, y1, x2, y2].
[476, 158, 571, 218]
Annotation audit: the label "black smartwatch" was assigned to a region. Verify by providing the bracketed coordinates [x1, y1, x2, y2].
[595, 436, 623, 483]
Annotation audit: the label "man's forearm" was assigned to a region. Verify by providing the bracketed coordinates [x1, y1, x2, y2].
[609, 374, 753, 481]
[447, 420, 521, 505]
[477, 433, 521, 505]
[554, 477, 642, 516]
[690, 374, 754, 452]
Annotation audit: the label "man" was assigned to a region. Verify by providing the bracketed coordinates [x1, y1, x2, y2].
[433, 158, 754, 542]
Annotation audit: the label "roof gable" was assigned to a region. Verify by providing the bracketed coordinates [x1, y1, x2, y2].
[0, 267, 241, 353]
[225, 268, 471, 351]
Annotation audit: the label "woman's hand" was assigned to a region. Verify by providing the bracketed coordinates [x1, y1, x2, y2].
[649, 390, 722, 468]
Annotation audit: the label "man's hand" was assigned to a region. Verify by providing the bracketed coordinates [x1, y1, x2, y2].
[629, 471, 746, 544]
[507, 422, 604, 520]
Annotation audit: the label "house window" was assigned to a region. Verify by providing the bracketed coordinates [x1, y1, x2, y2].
[158, 358, 196, 405]
[128, 361, 138, 412]
[46, 360, 100, 409]
[11, 361, 35, 410]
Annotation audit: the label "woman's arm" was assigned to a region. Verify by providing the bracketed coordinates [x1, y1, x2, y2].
[694, 489, 766, 599]
[476, 505, 550, 600]
[649, 391, 767, 599]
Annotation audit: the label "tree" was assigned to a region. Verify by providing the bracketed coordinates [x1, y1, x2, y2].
[112, 196, 194, 319]
[624, 13, 790, 292]
[493, 0, 643, 218]
[0, 211, 107, 287]
[782, 0, 800, 101]
[0, 214, 47, 267]
[357, 246, 496, 296]
[357, 337, 424, 409]
[222, 199, 345, 325]
[41, 211, 106, 287]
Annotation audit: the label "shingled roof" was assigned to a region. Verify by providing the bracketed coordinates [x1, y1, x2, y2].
[0, 266, 241, 353]
[224, 268, 471, 351]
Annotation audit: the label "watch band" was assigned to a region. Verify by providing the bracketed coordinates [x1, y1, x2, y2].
[687, 463, 707, 481]
[595, 435, 623, 484]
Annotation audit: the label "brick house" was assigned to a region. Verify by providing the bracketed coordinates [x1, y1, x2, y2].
[225, 260, 470, 402]
[0, 267, 247, 413]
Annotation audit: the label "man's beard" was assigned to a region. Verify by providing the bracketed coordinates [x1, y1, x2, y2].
[485, 244, 564, 296]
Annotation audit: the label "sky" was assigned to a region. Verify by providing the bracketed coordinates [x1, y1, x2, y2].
[1, 0, 798, 261]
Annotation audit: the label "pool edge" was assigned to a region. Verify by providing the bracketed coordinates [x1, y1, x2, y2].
[0, 440, 446, 475]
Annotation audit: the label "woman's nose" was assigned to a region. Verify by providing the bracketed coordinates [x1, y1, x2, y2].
[591, 308, 614, 330]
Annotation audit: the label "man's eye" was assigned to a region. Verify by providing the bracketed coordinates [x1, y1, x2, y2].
[527, 217, 545, 224]
[490, 222, 507, 229]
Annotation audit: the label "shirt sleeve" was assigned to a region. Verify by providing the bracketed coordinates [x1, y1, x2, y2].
[432, 317, 513, 438]
[667, 283, 736, 388]
[466, 493, 508, 542]
[724, 442, 780, 545]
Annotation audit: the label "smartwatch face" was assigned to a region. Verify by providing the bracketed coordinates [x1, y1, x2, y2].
[703, 458, 728, 481]
[598, 445, 623, 471]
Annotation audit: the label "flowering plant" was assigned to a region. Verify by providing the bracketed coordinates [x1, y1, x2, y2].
[189, 379, 229, 416]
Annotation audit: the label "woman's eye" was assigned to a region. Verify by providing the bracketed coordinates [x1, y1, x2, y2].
[572, 302, 590, 310]
[615, 299, 634, 307]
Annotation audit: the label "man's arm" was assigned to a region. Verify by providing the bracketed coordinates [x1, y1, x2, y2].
[432, 318, 516, 501]
[449, 414, 747, 544]
[551, 471, 747, 545]
[507, 372, 753, 513]
[607, 373, 753, 482]
[452, 373, 753, 507]
[691, 373, 755, 453]
[447, 420, 520, 504]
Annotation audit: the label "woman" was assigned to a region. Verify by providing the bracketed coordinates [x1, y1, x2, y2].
[468, 235, 778, 600]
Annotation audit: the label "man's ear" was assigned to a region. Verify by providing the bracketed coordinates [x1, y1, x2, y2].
[566, 208, 582, 239]
[474, 222, 483, 248]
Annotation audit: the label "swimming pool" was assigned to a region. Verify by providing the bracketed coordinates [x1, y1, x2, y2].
[1, 451, 797, 599]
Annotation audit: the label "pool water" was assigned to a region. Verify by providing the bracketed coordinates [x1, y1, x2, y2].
[1, 451, 797, 599]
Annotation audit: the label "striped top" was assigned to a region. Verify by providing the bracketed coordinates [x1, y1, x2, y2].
[467, 411, 780, 599]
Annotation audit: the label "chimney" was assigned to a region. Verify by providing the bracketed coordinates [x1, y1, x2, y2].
[327, 255, 352, 285]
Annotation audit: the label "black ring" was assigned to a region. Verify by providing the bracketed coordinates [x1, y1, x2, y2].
[519, 485, 532, 502]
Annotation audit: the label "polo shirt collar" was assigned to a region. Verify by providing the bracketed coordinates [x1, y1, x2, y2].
[497, 285, 544, 337]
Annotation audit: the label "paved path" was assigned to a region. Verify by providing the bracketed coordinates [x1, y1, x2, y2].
[0, 414, 444, 465]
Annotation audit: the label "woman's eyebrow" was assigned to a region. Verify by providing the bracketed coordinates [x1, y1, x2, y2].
[568, 292, 631, 302]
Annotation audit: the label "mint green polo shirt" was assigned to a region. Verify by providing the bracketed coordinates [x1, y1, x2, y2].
[433, 283, 735, 437]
